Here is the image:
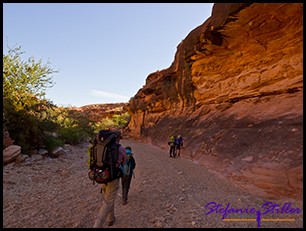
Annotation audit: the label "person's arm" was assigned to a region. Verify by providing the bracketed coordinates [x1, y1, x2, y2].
[131, 157, 136, 169]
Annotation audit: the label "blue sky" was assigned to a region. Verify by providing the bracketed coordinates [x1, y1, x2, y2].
[3, 3, 214, 107]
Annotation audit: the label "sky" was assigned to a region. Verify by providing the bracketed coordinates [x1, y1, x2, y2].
[3, 3, 214, 107]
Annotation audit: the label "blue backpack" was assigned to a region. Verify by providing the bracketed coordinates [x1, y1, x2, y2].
[121, 148, 135, 177]
[121, 158, 132, 177]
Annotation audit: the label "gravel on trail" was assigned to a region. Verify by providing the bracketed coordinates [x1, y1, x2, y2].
[3, 139, 303, 228]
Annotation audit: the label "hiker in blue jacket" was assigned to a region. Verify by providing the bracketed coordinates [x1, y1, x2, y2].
[175, 135, 184, 158]
[120, 146, 136, 205]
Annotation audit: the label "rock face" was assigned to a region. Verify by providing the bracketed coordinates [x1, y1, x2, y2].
[126, 3, 303, 200]
[70, 103, 128, 123]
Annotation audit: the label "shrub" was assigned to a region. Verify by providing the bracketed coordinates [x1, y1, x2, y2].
[44, 136, 64, 153]
[94, 112, 130, 132]
[58, 126, 89, 145]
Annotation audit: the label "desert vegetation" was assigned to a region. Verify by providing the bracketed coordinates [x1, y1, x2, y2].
[3, 46, 130, 155]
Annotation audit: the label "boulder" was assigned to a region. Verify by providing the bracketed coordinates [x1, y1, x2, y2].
[15, 154, 29, 163]
[38, 149, 49, 157]
[3, 145, 21, 165]
[3, 137, 14, 148]
[50, 147, 66, 158]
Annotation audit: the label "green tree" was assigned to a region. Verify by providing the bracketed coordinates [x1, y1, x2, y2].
[3, 46, 57, 111]
[113, 112, 130, 127]
[93, 112, 130, 132]
[3, 45, 58, 154]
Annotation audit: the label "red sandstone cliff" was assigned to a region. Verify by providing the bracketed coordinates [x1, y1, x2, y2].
[126, 3, 303, 200]
[70, 103, 128, 123]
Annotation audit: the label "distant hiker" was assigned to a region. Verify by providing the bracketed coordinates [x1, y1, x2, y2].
[91, 130, 127, 228]
[168, 135, 176, 157]
[120, 146, 136, 205]
[175, 135, 184, 158]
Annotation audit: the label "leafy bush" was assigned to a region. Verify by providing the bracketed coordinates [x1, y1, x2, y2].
[44, 136, 64, 153]
[113, 112, 130, 127]
[4, 100, 43, 154]
[58, 126, 89, 145]
[3, 46, 129, 152]
[3, 46, 58, 154]
[94, 112, 130, 132]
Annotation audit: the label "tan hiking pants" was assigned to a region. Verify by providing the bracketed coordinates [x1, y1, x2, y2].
[93, 178, 120, 227]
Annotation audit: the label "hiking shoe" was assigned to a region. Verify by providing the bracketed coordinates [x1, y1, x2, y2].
[107, 217, 115, 226]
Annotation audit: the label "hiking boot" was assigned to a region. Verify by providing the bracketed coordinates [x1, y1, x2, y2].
[107, 217, 115, 226]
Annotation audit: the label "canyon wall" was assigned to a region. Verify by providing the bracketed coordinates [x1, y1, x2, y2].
[71, 103, 128, 123]
[126, 3, 303, 200]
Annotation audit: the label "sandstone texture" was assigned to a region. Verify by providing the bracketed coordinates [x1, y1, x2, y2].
[126, 3, 303, 201]
[70, 103, 128, 123]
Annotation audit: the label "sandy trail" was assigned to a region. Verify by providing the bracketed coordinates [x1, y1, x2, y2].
[3, 139, 303, 228]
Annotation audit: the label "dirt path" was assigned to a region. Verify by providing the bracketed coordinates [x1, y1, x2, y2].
[3, 139, 303, 228]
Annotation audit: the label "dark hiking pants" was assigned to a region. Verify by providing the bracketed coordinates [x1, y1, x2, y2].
[169, 145, 176, 157]
[121, 176, 132, 203]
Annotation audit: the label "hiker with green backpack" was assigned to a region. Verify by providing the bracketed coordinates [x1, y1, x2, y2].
[168, 135, 177, 158]
[120, 146, 136, 205]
